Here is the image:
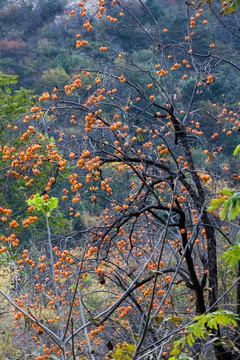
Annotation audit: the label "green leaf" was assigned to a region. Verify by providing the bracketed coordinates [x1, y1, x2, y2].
[170, 316, 182, 325]
[221, 245, 240, 268]
[187, 336, 193, 347]
[137, 133, 144, 142]
[27, 194, 58, 215]
[109, 343, 135, 359]
[171, 310, 239, 359]
[231, 2, 237, 11]
[170, 347, 180, 356]
[4, 87, 11, 94]
[133, 333, 140, 341]
[237, 0, 240, 7]
[221, 189, 233, 197]
[233, 144, 240, 156]
[228, 199, 239, 220]
[207, 198, 224, 212]
[219, 202, 229, 220]
[47, 197, 58, 212]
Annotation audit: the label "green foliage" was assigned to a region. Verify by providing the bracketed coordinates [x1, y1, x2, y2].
[109, 343, 135, 359]
[197, 0, 240, 14]
[207, 144, 240, 270]
[37, 38, 58, 58]
[141, 0, 164, 21]
[207, 190, 240, 221]
[233, 144, 240, 158]
[220, 0, 240, 14]
[0, 72, 34, 127]
[170, 310, 238, 358]
[0, 72, 18, 87]
[38, 0, 66, 21]
[39, 67, 69, 90]
[221, 241, 240, 268]
[192, 310, 238, 332]
[27, 193, 58, 217]
[0, 332, 21, 360]
[0, 88, 33, 121]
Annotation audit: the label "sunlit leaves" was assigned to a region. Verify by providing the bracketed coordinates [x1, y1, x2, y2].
[27, 193, 58, 216]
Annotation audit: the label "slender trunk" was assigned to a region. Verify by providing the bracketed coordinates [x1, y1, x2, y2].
[46, 213, 65, 346]
[78, 289, 96, 360]
[171, 113, 233, 360]
[201, 211, 218, 309]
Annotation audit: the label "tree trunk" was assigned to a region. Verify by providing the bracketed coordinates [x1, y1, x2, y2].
[171, 112, 233, 360]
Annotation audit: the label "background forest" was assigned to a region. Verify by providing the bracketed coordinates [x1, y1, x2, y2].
[0, 0, 240, 359]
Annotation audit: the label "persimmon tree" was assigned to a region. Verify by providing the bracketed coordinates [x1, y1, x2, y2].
[0, 1, 240, 360]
